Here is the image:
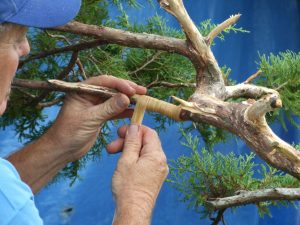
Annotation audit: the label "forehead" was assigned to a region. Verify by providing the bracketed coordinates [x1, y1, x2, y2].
[0, 23, 28, 42]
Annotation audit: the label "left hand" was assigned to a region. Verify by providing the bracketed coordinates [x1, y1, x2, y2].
[46, 75, 147, 161]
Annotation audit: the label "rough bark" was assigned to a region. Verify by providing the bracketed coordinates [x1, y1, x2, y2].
[207, 188, 300, 210]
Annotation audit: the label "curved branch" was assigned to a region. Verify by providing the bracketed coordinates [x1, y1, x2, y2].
[158, 0, 226, 98]
[158, 0, 208, 58]
[206, 188, 300, 210]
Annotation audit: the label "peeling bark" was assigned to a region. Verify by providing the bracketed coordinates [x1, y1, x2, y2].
[207, 188, 300, 210]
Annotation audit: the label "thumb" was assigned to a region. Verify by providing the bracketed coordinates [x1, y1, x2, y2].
[92, 94, 130, 121]
[121, 125, 142, 163]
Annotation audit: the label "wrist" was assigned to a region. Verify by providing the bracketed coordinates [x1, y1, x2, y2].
[113, 202, 152, 225]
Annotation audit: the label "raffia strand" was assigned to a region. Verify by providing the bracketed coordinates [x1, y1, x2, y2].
[131, 94, 182, 125]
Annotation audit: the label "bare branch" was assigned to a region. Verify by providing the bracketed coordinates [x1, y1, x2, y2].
[37, 98, 64, 109]
[147, 81, 196, 89]
[158, 0, 208, 58]
[206, 14, 241, 45]
[243, 70, 262, 84]
[19, 39, 105, 68]
[76, 59, 87, 80]
[12, 78, 117, 100]
[245, 93, 282, 123]
[225, 83, 279, 100]
[53, 21, 190, 57]
[207, 188, 300, 210]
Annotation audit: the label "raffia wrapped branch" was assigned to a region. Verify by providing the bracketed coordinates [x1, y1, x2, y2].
[131, 94, 182, 125]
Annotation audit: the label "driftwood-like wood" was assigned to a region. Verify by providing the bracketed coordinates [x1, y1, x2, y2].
[14, 0, 300, 206]
[207, 188, 300, 210]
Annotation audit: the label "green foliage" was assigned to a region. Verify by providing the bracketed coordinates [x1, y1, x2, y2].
[258, 51, 300, 128]
[168, 132, 300, 218]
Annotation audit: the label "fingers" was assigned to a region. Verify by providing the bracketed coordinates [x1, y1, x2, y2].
[84, 75, 147, 96]
[106, 125, 163, 156]
[91, 93, 130, 121]
[106, 138, 124, 154]
[111, 109, 133, 120]
[120, 125, 142, 163]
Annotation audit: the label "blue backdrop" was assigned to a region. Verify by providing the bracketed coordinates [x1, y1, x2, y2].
[0, 0, 300, 224]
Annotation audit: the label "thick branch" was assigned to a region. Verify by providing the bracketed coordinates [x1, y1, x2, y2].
[245, 94, 282, 122]
[158, 0, 208, 59]
[225, 84, 280, 100]
[158, 0, 226, 98]
[12, 79, 117, 100]
[12, 77, 300, 179]
[53, 21, 190, 57]
[207, 188, 300, 210]
[177, 95, 300, 179]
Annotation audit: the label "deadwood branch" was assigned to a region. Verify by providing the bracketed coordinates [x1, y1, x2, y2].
[207, 188, 300, 210]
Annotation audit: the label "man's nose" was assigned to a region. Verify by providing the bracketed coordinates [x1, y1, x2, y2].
[19, 37, 30, 57]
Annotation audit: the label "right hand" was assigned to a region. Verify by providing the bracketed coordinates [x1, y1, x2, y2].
[107, 125, 169, 222]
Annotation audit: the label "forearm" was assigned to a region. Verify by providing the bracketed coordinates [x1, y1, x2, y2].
[7, 129, 73, 193]
[113, 204, 152, 225]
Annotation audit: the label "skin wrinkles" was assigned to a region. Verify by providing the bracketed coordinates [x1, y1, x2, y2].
[0, 27, 29, 115]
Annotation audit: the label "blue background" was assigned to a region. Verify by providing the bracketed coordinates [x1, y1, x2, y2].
[1, 0, 300, 224]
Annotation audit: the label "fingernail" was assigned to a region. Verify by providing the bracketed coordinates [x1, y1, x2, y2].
[127, 125, 139, 136]
[117, 96, 128, 108]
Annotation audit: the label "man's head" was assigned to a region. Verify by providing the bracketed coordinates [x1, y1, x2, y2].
[0, 0, 81, 115]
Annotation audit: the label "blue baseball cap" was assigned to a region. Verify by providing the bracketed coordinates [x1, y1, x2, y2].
[0, 0, 81, 28]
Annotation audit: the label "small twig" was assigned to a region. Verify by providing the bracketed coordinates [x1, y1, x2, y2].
[210, 209, 226, 225]
[76, 59, 87, 79]
[147, 81, 196, 89]
[45, 30, 72, 44]
[37, 97, 64, 109]
[28, 51, 79, 106]
[13, 87, 36, 98]
[19, 39, 106, 68]
[129, 51, 163, 75]
[275, 81, 288, 91]
[206, 14, 241, 45]
[243, 70, 262, 84]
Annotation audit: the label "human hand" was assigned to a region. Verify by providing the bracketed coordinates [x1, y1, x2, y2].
[47, 75, 147, 161]
[107, 125, 169, 224]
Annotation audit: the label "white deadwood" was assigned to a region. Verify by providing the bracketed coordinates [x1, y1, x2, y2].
[206, 14, 241, 45]
[206, 188, 300, 210]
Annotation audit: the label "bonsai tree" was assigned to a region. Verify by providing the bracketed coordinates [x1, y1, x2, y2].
[2, 0, 300, 224]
